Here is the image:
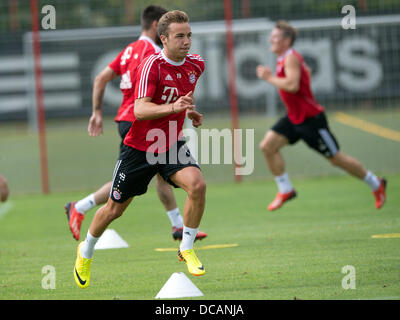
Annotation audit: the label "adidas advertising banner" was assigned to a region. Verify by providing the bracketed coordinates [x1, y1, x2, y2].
[1, 16, 399, 120]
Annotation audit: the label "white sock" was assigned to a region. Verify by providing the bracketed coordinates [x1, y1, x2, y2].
[274, 173, 294, 194]
[179, 226, 199, 252]
[364, 170, 380, 191]
[80, 231, 99, 259]
[167, 208, 183, 228]
[75, 194, 97, 214]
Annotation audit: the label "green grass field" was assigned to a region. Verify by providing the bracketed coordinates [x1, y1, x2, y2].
[0, 175, 399, 300]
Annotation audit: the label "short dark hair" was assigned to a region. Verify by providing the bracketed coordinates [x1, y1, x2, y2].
[158, 10, 189, 37]
[275, 20, 298, 46]
[141, 5, 168, 31]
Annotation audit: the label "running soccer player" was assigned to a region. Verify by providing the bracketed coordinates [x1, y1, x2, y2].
[74, 10, 206, 288]
[256, 20, 386, 211]
[64, 5, 207, 243]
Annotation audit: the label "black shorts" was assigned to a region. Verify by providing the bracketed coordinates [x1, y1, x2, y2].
[117, 121, 132, 150]
[271, 112, 340, 158]
[110, 140, 200, 203]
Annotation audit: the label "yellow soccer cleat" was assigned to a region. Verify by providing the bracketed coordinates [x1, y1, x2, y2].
[73, 242, 92, 289]
[178, 249, 205, 276]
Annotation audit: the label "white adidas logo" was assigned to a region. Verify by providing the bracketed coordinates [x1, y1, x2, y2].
[165, 74, 173, 81]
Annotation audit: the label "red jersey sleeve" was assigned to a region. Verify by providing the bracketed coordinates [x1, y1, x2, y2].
[140, 43, 157, 62]
[200, 60, 205, 73]
[134, 55, 159, 100]
[194, 54, 205, 74]
[188, 54, 205, 74]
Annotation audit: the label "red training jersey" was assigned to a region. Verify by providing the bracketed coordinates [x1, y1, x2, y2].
[108, 35, 161, 122]
[276, 48, 324, 124]
[123, 50, 205, 153]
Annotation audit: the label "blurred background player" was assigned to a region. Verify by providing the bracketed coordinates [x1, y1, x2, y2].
[256, 20, 386, 211]
[64, 5, 207, 242]
[0, 174, 9, 202]
[74, 10, 207, 288]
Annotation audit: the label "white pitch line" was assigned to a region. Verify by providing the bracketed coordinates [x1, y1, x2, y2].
[0, 201, 13, 220]
[355, 296, 400, 300]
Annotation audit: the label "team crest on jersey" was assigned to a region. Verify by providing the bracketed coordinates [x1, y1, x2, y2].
[188, 71, 196, 84]
[113, 190, 121, 200]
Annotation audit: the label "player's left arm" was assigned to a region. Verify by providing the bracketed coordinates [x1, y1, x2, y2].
[256, 54, 301, 93]
[187, 107, 203, 128]
[88, 66, 118, 136]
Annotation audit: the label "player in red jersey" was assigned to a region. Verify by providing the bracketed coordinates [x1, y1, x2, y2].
[256, 20, 386, 211]
[73, 10, 206, 288]
[64, 5, 207, 243]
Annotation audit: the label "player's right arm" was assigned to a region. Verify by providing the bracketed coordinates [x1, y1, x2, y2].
[88, 66, 118, 136]
[256, 54, 301, 93]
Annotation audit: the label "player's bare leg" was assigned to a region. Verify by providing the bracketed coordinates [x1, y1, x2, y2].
[156, 173, 207, 241]
[259, 130, 297, 211]
[155, 173, 178, 211]
[89, 197, 133, 238]
[328, 151, 387, 209]
[93, 181, 112, 206]
[170, 166, 206, 229]
[170, 166, 206, 276]
[259, 130, 288, 176]
[73, 197, 132, 288]
[328, 151, 366, 179]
